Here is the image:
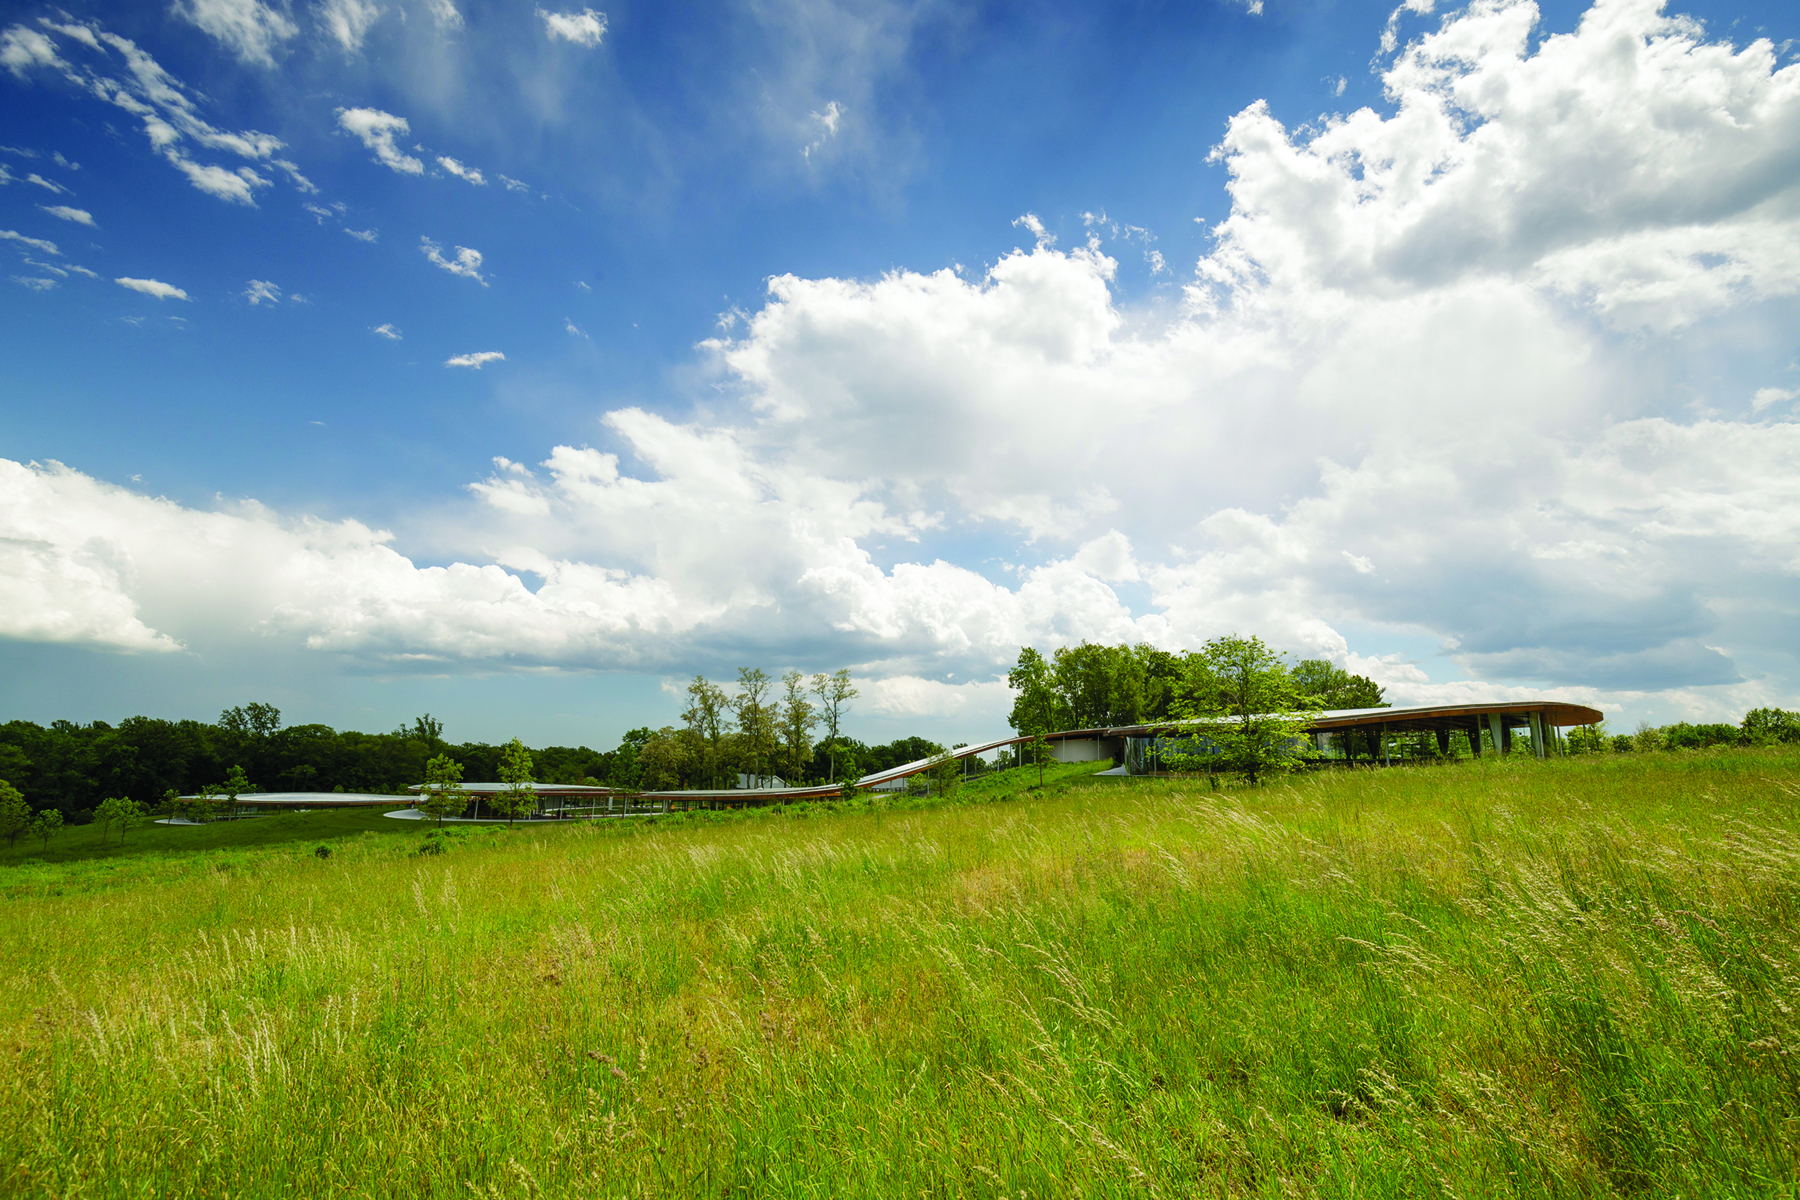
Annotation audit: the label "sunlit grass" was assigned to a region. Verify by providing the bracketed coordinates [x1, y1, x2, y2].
[2, 750, 1797, 1197]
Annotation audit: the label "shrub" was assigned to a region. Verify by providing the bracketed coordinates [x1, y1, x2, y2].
[313, 845, 332, 859]
[1661, 722, 1739, 750]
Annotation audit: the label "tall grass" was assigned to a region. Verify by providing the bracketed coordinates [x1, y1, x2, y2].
[2, 750, 1797, 1197]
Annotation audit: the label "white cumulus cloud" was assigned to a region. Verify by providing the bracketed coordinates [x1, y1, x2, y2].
[421, 237, 485, 283]
[336, 107, 423, 175]
[538, 7, 607, 46]
[372, 323, 401, 339]
[244, 278, 281, 305]
[5, 0, 1799, 728]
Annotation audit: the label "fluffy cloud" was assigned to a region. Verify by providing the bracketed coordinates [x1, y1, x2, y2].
[317, 0, 382, 53]
[372, 322, 401, 339]
[421, 237, 485, 282]
[37, 204, 92, 224]
[4, 0, 1797, 726]
[0, 460, 184, 652]
[1196, 0, 1800, 331]
[538, 7, 606, 47]
[336, 107, 423, 175]
[445, 351, 504, 368]
[172, 0, 297, 66]
[116, 276, 188, 300]
[3, 18, 309, 204]
[243, 278, 281, 305]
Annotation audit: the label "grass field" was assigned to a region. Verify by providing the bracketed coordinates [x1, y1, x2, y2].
[2, 751, 1797, 1197]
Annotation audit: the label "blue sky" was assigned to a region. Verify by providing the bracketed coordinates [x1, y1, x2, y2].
[3, 0, 1799, 749]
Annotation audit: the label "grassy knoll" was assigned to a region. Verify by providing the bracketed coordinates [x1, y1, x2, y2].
[0, 805, 418, 868]
[2, 751, 1797, 1197]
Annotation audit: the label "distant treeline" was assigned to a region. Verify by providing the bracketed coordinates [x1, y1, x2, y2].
[1568, 709, 1800, 754]
[0, 683, 945, 823]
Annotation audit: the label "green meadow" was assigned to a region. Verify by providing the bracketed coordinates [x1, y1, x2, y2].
[2, 751, 1797, 1198]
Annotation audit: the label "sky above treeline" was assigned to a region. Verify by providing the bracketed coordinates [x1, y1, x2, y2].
[2, 0, 1797, 749]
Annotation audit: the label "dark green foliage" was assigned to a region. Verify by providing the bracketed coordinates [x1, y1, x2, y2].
[0, 710, 637, 818]
[1742, 707, 1800, 745]
[1660, 721, 1740, 750]
[1289, 659, 1385, 709]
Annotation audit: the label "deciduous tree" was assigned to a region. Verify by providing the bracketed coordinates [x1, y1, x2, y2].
[780, 670, 818, 785]
[927, 745, 960, 797]
[733, 668, 774, 786]
[637, 727, 692, 792]
[1166, 635, 1315, 785]
[1007, 647, 1063, 787]
[496, 738, 536, 826]
[30, 807, 62, 853]
[218, 765, 253, 822]
[94, 796, 143, 845]
[811, 669, 858, 782]
[418, 754, 467, 825]
[0, 781, 29, 848]
[413, 714, 446, 756]
[682, 676, 729, 787]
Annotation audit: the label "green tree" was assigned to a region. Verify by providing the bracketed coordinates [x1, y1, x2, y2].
[0, 781, 29, 848]
[1007, 647, 1064, 787]
[418, 754, 467, 825]
[779, 670, 818, 785]
[495, 738, 536, 826]
[218, 765, 253, 821]
[836, 745, 862, 800]
[927, 745, 960, 797]
[30, 807, 62, 853]
[1290, 660, 1386, 761]
[1743, 707, 1800, 745]
[1566, 722, 1611, 755]
[1290, 660, 1386, 709]
[189, 784, 220, 824]
[811, 669, 859, 782]
[1167, 635, 1315, 786]
[94, 796, 144, 845]
[682, 676, 730, 787]
[637, 727, 692, 792]
[413, 714, 446, 756]
[733, 668, 774, 786]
